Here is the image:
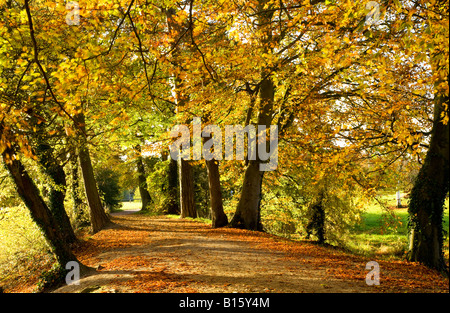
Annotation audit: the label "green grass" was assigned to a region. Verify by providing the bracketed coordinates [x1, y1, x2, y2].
[109, 200, 143, 213]
[0, 205, 53, 289]
[347, 195, 449, 259]
[120, 201, 143, 211]
[166, 214, 212, 224]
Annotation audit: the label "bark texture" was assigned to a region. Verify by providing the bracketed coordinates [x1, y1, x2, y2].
[36, 142, 77, 244]
[75, 113, 110, 233]
[166, 6, 196, 219]
[205, 159, 228, 228]
[2, 145, 79, 267]
[69, 154, 84, 226]
[230, 161, 264, 230]
[407, 94, 449, 273]
[179, 159, 197, 218]
[230, 73, 274, 230]
[230, 0, 275, 230]
[166, 158, 180, 214]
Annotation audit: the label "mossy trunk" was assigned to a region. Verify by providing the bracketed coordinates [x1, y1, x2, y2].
[69, 154, 84, 225]
[2, 145, 79, 268]
[407, 94, 449, 273]
[36, 142, 77, 244]
[306, 193, 326, 244]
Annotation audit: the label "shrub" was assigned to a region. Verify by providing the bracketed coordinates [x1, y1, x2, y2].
[95, 167, 122, 211]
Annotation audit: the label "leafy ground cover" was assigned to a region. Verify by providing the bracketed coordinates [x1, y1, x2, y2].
[3, 210, 447, 293]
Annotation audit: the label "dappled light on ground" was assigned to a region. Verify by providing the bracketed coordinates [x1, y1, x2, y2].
[48, 214, 448, 293]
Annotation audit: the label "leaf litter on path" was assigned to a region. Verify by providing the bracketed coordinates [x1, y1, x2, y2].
[51, 214, 448, 293]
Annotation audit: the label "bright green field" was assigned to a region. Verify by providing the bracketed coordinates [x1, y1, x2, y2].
[347, 195, 449, 260]
[119, 201, 143, 211]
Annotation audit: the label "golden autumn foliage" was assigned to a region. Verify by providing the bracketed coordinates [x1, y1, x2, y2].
[0, 0, 448, 292]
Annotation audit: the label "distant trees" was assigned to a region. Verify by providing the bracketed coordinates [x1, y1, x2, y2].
[135, 145, 152, 211]
[95, 167, 122, 211]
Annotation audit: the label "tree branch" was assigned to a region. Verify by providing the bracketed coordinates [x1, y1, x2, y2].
[83, 0, 136, 61]
[24, 0, 83, 135]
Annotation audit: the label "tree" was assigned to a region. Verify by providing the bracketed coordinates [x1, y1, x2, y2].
[35, 141, 77, 244]
[408, 92, 449, 272]
[178, 158, 197, 218]
[95, 167, 122, 211]
[305, 191, 326, 244]
[0, 0, 83, 268]
[135, 144, 152, 211]
[68, 152, 85, 227]
[166, 157, 181, 214]
[0, 130, 83, 271]
[165, 3, 197, 218]
[203, 135, 228, 228]
[75, 112, 110, 233]
[404, 0, 449, 272]
[217, 0, 276, 230]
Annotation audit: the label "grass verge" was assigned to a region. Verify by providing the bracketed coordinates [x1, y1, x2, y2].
[347, 195, 449, 261]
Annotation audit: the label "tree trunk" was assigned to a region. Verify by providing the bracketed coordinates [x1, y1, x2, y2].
[230, 74, 274, 230]
[396, 190, 402, 208]
[36, 142, 77, 244]
[166, 7, 195, 219]
[167, 157, 180, 214]
[205, 158, 228, 228]
[179, 159, 196, 218]
[136, 145, 152, 211]
[306, 193, 326, 244]
[78, 145, 110, 233]
[75, 113, 110, 233]
[1, 145, 80, 268]
[407, 94, 449, 272]
[70, 154, 84, 225]
[230, 160, 264, 230]
[229, 0, 275, 230]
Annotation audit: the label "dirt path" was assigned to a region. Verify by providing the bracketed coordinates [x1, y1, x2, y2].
[54, 213, 449, 293]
